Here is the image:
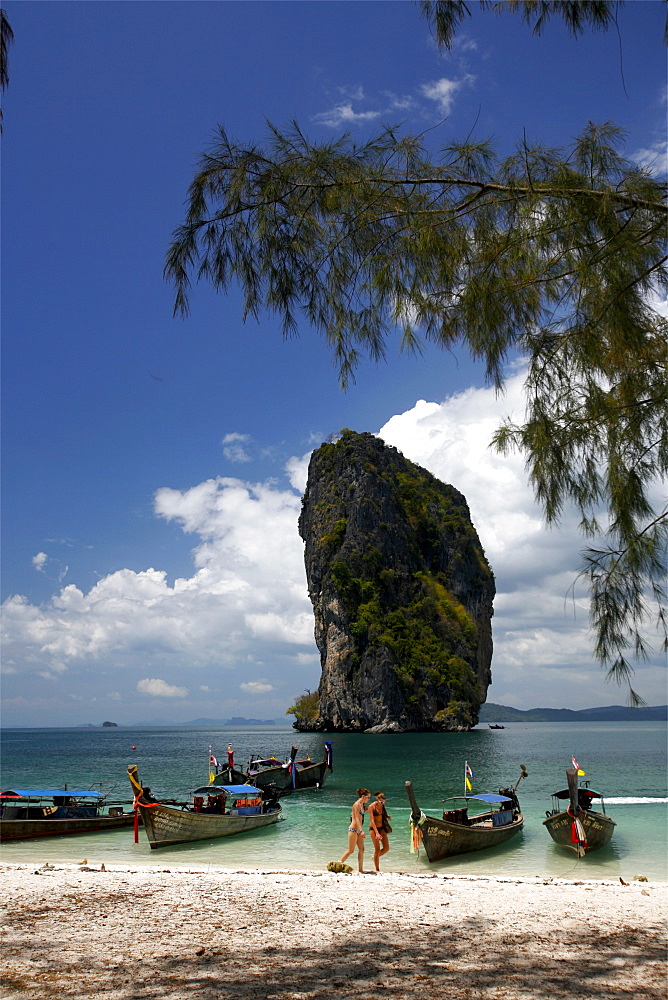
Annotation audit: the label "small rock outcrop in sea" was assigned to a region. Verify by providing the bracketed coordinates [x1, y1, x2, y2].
[294, 430, 495, 733]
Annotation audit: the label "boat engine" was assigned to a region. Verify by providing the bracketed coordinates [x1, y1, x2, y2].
[261, 785, 281, 811]
[498, 788, 520, 813]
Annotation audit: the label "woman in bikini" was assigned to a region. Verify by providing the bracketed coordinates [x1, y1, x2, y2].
[340, 788, 370, 872]
[368, 790, 391, 871]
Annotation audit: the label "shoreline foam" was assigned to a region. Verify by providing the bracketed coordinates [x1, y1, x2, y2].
[2, 862, 666, 998]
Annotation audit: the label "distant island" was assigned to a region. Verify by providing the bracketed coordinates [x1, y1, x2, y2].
[121, 716, 278, 728]
[478, 703, 667, 723]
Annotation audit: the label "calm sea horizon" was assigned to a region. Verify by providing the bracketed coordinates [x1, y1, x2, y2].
[1, 722, 666, 881]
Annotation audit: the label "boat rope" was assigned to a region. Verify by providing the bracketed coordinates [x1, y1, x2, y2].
[133, 794, 158, 810]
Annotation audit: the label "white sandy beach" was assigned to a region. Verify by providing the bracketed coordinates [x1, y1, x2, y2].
[1, 861, 666, 999]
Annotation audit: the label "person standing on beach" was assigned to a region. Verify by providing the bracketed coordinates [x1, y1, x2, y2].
[340, 788, 370, 872]
[368, 791, 391, 871]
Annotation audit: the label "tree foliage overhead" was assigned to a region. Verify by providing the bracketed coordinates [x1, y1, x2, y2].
[419, 0, 620, 49]
[0, 8, 14, 133]
[165, 8, 667, 700]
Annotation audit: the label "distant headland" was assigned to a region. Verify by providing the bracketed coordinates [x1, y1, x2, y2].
[479, 703, 667, 723]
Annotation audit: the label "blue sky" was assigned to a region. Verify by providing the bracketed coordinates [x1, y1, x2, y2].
[2, 1, 666, 726]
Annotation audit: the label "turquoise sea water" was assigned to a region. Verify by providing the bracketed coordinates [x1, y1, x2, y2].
[1, 722, 666, 880]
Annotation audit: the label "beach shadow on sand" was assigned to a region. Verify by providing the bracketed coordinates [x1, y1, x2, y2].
[2, 907, 666, 999]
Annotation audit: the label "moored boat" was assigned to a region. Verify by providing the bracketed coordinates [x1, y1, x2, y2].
[0, 788, 136, 841]
[207, 746, 248, 786]
[128, 765, 282, 849]
[406, 764, 528, 862]
[287, 744, 333, 793]
[220, 742, 333, 794]
[543, 762, 616, 856]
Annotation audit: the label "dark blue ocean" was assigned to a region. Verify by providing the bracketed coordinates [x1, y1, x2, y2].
[1, 722, 666, 880]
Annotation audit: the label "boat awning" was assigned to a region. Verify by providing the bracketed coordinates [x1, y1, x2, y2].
[468, 794, 512, 804]
[0, 788, 104, 799]
[192, 784, 261, 797]
[551, 787, 603, 800]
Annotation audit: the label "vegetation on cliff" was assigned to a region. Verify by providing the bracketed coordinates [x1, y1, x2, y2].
[286, 690, 319, 726]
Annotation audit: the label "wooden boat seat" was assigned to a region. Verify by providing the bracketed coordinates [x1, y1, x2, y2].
[443, 808, 469, 825]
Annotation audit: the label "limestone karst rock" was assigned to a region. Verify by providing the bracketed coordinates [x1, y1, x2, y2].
[294, 430, 495, 733]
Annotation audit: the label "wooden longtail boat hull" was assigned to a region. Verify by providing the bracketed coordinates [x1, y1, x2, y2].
[543, 809, 616, 853]
[136, 800, 281, 849]
[249, 759, 331, 793]
[293, 760, 329, 789]
[128, 765, 282, 849]
[543, 766, 616, 855]
[0, 813, 136, 842]
[405, 779, 524, 862]
[211, 766, 249, 787]
[417, 812, 524, 861]
[244, 765, 292, 791]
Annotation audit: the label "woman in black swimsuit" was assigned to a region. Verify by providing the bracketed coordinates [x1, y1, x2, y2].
[368, 791, 391, 871]
[340, 788, 370, 872]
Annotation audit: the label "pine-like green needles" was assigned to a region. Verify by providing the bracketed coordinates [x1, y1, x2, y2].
[166, 119, 667, 702]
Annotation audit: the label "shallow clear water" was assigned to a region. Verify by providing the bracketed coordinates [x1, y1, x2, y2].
[1, 722, 666, 880]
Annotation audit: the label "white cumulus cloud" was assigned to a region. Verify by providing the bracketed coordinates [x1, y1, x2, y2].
[632, 139, 668, 177]
[2, 475, 314, 691]
[3, 373, 664, 719]
[312, 103, 382, 128]
[137, 677, 188, 698]
[222, 432, 252, 463]
[377, 370, 666, 707]
[420, 75, 473, 114]
[240, 680, 274, 694]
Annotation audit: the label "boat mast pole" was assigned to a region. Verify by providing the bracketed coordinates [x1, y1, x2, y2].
[464, 760, 467, 797]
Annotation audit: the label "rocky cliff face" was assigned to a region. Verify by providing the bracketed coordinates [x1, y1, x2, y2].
[296, 430, 495, 733]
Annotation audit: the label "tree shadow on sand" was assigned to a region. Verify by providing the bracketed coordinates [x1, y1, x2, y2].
[2, 913, 666, 999]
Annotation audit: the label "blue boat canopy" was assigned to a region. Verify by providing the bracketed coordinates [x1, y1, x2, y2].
[192, 784, 261, 797]
[469, 794, 511, 803]
[0, 789, 104, 799]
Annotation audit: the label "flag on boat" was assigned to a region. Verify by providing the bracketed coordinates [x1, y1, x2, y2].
[210, 754, 219, 767]
[571, 756, 585, 776]
[465, 762, 475, 791]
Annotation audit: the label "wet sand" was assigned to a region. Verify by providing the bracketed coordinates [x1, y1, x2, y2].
[1, 861, 666, 999]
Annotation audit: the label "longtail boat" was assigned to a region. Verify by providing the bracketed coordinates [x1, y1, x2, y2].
[543, 764, 616, 856]
[214, 742, 333, 794]
[0, 788, 136, 841]
[207, 745, 248, 786]
[406, 763, 528, 862]
[128, 765, 282, 849]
